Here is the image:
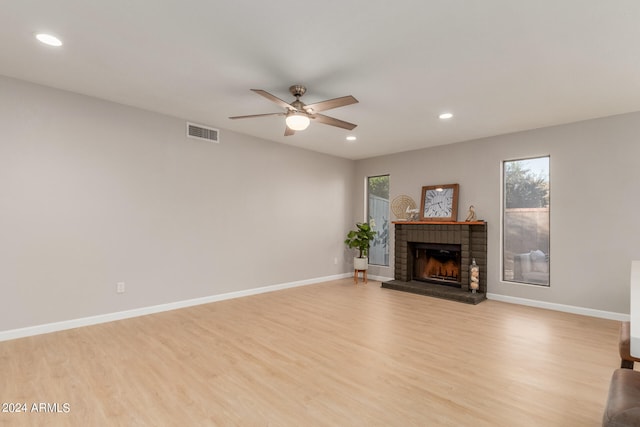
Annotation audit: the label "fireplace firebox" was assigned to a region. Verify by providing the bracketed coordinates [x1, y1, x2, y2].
[411, 243, 462, 286]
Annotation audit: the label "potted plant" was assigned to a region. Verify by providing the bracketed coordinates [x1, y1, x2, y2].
[344, 221, 377, 270]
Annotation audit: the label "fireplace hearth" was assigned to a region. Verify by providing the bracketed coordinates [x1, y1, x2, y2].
[382, 221, 487, 304]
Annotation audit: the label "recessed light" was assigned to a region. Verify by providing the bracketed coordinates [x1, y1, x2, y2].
[35, 33, 63, 47]
[346, 136, 357, 141]
[439, 113, 453, 119]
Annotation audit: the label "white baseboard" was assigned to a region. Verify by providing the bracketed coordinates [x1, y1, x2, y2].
[486, 293, 629, 321]
[0, 273, 352, 342]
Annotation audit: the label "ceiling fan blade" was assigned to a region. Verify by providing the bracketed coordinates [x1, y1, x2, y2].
[251, 89, 294, 110]
[313, 113, 358, 130]
[284, 126, 295, 136]
[305, 95, 358, 113]
[229, 112, 285, 120]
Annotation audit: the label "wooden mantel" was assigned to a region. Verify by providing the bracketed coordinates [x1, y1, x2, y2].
[392, 220, 486, 225]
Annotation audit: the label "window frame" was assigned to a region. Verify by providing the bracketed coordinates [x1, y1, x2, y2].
[501, 156, 550, 287]
[366, 174, 390, 267]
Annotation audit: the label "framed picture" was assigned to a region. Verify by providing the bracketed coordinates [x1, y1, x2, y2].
[420, 183, 459, 221]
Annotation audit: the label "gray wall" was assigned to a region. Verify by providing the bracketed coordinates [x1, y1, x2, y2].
[0, 76, 354, 331]
[355, 113, 640, 314]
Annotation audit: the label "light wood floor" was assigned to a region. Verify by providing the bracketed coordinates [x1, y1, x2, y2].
[0, 279, 622, 426]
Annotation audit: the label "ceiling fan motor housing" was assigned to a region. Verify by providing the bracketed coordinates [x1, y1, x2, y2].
[291, 100, 306, 112]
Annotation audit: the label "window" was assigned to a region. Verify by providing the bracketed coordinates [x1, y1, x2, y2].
[502, 157, 550, 286]
[367, 175, 390, 266]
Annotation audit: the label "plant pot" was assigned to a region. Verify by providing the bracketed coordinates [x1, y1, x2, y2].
[354, 257, 369, 270]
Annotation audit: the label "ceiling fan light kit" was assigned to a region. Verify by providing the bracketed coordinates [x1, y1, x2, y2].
[229, 85, 358, 136]
[285, 112, 310, 131]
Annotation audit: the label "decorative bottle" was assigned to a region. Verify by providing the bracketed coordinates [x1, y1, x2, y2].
[469, 258, 480, 293]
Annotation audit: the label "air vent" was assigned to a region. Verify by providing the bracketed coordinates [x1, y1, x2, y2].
[186, 122, 219, 143]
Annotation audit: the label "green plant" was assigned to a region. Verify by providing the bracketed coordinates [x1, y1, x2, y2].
[344, 222, 377, 258]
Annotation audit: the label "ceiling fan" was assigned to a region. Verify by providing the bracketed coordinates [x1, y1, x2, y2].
[229, 85, 358, 136]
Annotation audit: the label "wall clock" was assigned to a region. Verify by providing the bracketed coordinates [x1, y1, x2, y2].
[420, 183, 459, 221]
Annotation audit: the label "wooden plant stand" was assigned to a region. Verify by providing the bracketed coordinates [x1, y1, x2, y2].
[354, 269, 367, 284]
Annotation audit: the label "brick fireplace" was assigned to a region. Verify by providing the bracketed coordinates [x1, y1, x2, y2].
[382, 221, 487, 304]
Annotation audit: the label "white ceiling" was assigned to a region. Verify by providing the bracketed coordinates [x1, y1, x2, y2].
[2, 1, 640, 160]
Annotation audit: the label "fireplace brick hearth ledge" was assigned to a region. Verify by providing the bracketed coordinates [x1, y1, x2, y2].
[382, 221, 487, 304]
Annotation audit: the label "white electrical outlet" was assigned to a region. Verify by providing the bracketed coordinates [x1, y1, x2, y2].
[334, 257, 338, 265]
[116, 282, 125, 294]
